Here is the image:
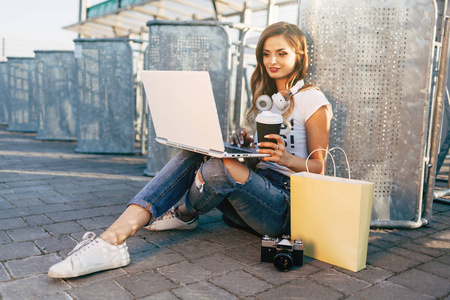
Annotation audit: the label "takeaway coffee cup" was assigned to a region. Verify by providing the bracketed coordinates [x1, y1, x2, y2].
[256, 111, 283, 148]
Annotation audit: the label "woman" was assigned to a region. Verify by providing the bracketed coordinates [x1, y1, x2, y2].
[48, 22, 332, 278]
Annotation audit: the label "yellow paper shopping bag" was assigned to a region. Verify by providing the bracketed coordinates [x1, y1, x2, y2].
[290, 148, 374, 272]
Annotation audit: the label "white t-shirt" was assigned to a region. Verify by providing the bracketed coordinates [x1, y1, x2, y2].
[256, 89, 333, 177]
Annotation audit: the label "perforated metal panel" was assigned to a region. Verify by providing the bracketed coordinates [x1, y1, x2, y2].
[6, 57, 38, 132]
[34, 51, 77, 140]
[144, 21, 230, 176]
[75, 39, 135, 153]
[301, 0, 436, 221]
[0, 62, 8, 125]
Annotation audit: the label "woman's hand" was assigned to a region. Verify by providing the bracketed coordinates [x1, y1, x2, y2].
[257, 134, 291, 165]
[230, 128, 254, 148]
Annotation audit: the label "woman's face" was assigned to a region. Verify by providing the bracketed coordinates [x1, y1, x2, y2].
[262, 35, 297, 82]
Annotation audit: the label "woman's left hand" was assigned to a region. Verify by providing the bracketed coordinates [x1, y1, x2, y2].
[257, 134, 290, 166]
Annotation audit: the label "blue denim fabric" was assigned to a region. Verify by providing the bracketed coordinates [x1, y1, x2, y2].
[128, 150, 290, 236]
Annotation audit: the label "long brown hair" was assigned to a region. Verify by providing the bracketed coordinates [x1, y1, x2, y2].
[247, 22, 317, 127]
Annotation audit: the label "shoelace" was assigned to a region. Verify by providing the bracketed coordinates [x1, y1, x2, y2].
[148, 207, 178, 225]
[68, 232, 97, 256]
[160, 207, 177, 220]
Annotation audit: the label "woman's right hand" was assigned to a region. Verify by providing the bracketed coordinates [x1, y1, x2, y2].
[230, 128, 254, 148]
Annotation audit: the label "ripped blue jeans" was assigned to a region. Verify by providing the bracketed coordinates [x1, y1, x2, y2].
[128, 150, 290, 236]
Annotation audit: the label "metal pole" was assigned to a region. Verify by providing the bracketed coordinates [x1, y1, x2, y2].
[1, 38, 5, 61]
[233, 2, 252, 129]
[426, 15, 450, 220]
[78, 0, 90, 38]
[266, 0, 276, 26]
[79, 0, 89, 22]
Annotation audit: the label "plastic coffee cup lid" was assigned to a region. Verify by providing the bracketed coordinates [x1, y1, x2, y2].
[255, 111, 283, 124]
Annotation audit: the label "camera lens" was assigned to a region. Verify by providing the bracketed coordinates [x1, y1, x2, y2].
[273, 250, 293, 272]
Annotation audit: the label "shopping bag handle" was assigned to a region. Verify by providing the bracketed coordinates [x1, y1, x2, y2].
[305, 147, 351, 179]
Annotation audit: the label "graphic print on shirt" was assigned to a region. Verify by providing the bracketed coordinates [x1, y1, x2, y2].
[281, 118, 295, 157]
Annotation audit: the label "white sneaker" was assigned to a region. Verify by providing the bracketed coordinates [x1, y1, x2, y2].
[144, 206, 198, 231]
[48, 232, 130, 278]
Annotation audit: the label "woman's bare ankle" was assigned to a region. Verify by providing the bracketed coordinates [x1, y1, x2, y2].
[176, 205, 197, 222]
[99, 232, 125, 246]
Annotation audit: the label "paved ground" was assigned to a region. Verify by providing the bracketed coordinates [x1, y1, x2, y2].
[0, 126, 449, 300]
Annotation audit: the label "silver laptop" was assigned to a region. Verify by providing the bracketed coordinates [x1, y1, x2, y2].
[141, 70, 269, 158]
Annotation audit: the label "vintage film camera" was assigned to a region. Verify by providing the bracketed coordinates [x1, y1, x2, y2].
[261, 235, 303, 272]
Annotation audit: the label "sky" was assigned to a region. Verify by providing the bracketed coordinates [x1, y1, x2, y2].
[0, 0, 103, 59]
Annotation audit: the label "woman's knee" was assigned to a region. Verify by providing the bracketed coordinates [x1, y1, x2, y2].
[222, 158, 250, 184]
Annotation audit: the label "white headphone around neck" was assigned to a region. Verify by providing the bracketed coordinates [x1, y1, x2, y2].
[256, 80, 305, 112]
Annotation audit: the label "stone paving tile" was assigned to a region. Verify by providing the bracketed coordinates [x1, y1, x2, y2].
[3, 190, 44, 200]
[23, 214, 54, 226]
[198, 219, 236, 233]
[436, 253, 450, 265]
[245, 261, 320, 286]
[0, 231, 10, 244]
[354, 281, 435, 300]
[85, 195, 131, 207]
[168, 239, 226, 260]
[387, 246, 435, 263]
[37, 188, 63, 197]
[46, 208, 102, 222]
[68, 280, 132, 300]
[206, 230, 259, 249]
[303, 256, 334, 270]
[172, 226, 215, 241]
[0, 264, 10, 282]
[125, 248, 185, 274]
[93, 204, 127, 217]
[0, 274, 71, 300]
[139, 291, 178, 300]
[0, 207, 33, 219]
[65, 200, 94, 210]
[139, 230, 187, 248]
[210, 270, 272, 297]
[370, 229, 410, 244]
[116, 270, 177, 298]
[35, 235, 77, 254]
[66, 268, 127, 286]
[192, 253, 247, 275]
[0, 241, 41, 261]
[424, 219, 450, 232]
[0, 217, 28, 230]
[29, 203, 74, 214]
[5, 253, 61, 278]
[7, 226, 50, 242]
[33, 292, 73, 300]
[74, 215, 118, 230]
[157, 261, 213, 285]
[256, 277, 343, 300]
[429, 228, 450, 240]
[309, 268, 371, 296]
[172, 281, 238, 300]
[0, 199, 14, 210]
[432, 214, 450, 225]
[222, 244, 261, 266]
[335, 265, 394, 284]
[125, 236, 157, 254]
[416, 260, 450, 279]
[388, 268, 450, 298]
[398, 240, 447, 258]
[412, 236, 450, 253]
[367, 250, 422, 273]
[7, 197, 45, 208]
[391, 229, 429, 239]
[40, 194, 81, 204]
[43, 221, 85, 235]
